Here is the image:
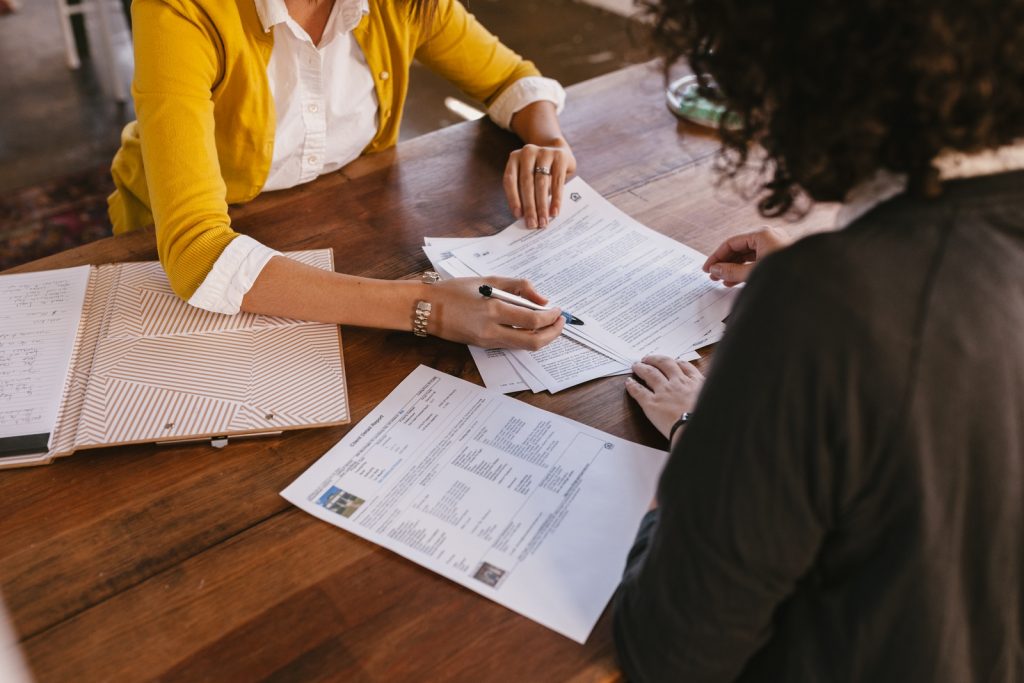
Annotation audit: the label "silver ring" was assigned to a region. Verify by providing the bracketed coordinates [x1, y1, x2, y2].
[533, 166, 551, 176]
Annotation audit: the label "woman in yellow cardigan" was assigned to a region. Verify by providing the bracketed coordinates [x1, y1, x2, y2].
[109, 0, 575, 349]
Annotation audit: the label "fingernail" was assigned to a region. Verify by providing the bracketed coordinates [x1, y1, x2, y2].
[514, 208, 522, 218]
[710, 265, 723, 277]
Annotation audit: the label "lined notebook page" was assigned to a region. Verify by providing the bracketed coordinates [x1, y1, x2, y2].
[0, 266, 90, 451]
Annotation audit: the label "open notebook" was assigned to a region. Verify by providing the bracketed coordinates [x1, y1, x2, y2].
[0, 249, 349, 469]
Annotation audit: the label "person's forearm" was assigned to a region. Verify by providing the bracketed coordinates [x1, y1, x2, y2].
[505, 101, 576, 227]
[510, 101, 568, 148]
[240, 255, 425, 330]
[238, 256, 565, 349]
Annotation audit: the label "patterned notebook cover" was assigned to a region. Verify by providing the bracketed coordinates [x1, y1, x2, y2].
[10, 249, 348, 467]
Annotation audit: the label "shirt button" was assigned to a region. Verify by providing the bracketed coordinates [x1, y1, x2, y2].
[307, 103, 319, 113]
[379, 70, 389, 80]
[307, 155, 318, 165]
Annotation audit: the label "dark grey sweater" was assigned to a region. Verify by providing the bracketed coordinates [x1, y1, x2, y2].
[614, 171, 1024, 682]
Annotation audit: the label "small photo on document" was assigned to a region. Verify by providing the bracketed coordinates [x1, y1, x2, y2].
[472, 561, 507, 589]
[316, 486, 365, 519]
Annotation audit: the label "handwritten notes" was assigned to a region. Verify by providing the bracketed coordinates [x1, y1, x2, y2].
[0, 267, 90, 447]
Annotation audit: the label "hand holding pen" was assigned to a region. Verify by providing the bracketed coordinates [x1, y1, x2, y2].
[426, 277, 564, 351]
[479, 285, 584, 326]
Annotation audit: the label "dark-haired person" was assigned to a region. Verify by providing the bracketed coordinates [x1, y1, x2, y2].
[108, 0, 574, 349]
[615, 0, 1024, 680]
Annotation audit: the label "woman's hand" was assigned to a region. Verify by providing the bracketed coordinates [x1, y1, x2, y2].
[703, 226, 793, 286]
[429, 276, 565, 350]
[625, 355, 705, 439]
[503, 140, 577, 229]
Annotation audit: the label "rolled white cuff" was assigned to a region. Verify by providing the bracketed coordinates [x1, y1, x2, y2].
[187, 235, 281, 315]
[487, 76, 567, 131]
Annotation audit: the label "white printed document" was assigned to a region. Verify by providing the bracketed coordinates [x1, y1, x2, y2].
[281, 365, 668, 643]
[425, 178, 737, 394]
[452, 178, 737, 362]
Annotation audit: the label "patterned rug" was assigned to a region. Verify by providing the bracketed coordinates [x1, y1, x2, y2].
[0, 165, 115, 271]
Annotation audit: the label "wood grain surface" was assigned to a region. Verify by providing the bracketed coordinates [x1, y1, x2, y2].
[0, 62, 835, 682]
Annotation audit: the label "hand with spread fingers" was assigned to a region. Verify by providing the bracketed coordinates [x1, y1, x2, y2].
[503, 139, 577, 229]
[625, 355, 705, 439]
[429, 276, 565, 351]
[703, 226, 793, 286]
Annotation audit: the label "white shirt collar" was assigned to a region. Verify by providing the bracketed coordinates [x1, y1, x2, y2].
[835, 140, 1024, 228]
[253, 0, 368, 35]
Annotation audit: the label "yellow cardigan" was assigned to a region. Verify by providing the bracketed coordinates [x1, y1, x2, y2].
[109, 0, 540, 300]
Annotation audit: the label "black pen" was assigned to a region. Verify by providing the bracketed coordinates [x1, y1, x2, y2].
[478, 285, 584, 325]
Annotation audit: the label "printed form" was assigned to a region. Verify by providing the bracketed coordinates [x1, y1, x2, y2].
[424, 178, 737, 394]
[452, 178, 737, 363]
[435, 253, 638, 393]
[282, 365, 667, 643]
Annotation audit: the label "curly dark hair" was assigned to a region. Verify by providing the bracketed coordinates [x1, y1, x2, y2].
[644, 0, 1024, 216]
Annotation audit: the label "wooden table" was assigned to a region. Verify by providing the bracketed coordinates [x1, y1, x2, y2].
[0, 62, 833, 682]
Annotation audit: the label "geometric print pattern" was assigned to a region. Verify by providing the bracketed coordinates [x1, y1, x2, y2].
[45, 250, 348, 459]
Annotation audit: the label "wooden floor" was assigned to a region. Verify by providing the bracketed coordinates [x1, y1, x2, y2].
[0, 62, 836, 681]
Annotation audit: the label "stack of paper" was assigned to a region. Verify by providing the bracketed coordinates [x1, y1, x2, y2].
[423, 178, 738, 393]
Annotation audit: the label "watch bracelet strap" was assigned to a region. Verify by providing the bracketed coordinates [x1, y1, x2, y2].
[669, 411, 693, 442]
[413, 271, 440, 337]
[413, 301, 432, 337]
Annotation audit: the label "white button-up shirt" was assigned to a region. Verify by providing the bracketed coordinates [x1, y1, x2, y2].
[261, 0, 377, 191]
[188, 0, 567, 314]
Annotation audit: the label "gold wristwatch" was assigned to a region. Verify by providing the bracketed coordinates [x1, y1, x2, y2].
[413, 271, 440, 337]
